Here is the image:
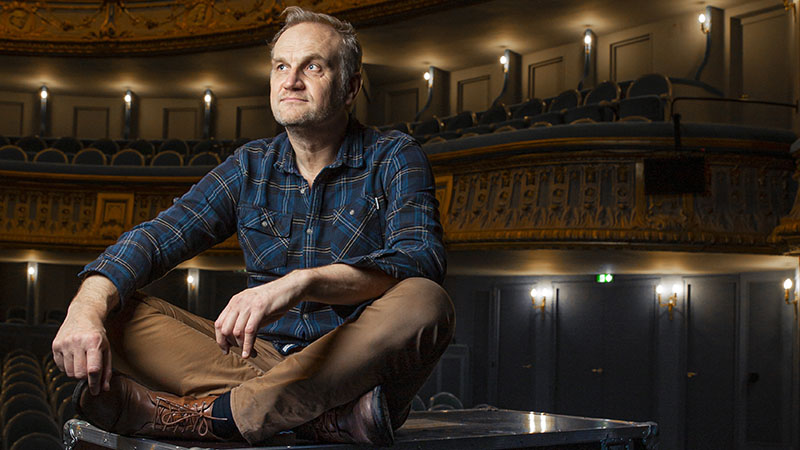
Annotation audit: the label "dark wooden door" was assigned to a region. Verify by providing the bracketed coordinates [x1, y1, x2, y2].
[496, 285, 537, 411]
[685, 279, 736, 450]
[555, 279, 655, 421]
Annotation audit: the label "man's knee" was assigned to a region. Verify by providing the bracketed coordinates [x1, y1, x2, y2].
[383, 277, 455, 336]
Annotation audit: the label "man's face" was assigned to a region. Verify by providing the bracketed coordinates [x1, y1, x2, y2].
[270, 22, 346, 128]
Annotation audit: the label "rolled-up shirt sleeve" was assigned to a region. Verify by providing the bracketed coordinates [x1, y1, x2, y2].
[338, 140, 446, 284]
[79, 154, 243, 302]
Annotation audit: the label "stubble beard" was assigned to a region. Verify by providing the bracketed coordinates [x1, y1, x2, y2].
[273, 83, 346, 129]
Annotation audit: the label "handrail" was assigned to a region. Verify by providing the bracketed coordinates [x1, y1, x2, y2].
[670, 96, 798, 117]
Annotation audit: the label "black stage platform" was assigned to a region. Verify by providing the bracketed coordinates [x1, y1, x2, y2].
[64, 409, 658, 449]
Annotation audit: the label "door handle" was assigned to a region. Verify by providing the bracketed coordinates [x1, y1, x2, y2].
[687, 372, 697, 378]
[591, 368, 604, 374]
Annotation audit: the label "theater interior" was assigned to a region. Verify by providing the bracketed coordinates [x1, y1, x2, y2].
[0, 0, 799, 448]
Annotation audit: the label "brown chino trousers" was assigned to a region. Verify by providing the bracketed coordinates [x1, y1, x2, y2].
[105, 277, 455, 444]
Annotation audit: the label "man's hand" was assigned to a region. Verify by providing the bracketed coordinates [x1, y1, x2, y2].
[214, 270, 308, 358]
[52, 275, 119, 395]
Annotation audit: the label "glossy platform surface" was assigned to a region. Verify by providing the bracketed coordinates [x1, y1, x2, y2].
[64, 409, 658, 449]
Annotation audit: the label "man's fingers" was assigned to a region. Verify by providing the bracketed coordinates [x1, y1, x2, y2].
[86, 348, 103, 395]
[242, 315, 260, 359]
[215, 309, 231, 354]
[232, 310, 250, 350]
[52, 350, 64, 373]
[102, 348, 112, 392]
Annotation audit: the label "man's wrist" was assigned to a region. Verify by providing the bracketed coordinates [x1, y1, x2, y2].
[68, 274, 120, 322]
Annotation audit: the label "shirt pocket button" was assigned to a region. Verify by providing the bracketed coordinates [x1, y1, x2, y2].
[261, 220, 268, 228]
[349, 209, 355, 216]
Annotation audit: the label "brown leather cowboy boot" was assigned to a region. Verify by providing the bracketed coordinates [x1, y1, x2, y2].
[73, 373, 234, 441]
[294, 385, 394, 446]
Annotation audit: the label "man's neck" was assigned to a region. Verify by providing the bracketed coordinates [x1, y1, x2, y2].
[286, 111, 349, 188]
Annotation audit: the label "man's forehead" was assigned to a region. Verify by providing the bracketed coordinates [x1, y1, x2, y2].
[272, 22, 341, 59]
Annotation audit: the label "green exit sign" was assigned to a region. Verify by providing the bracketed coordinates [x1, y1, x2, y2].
[596, 273, 614, 283]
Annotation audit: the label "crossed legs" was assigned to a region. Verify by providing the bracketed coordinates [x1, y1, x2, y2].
[106, 277, 454, 444]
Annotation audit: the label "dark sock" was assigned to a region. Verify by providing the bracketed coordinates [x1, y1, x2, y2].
[211, 391, 239, 438]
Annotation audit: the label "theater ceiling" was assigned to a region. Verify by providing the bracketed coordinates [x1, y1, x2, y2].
[0, 0, 761, 97]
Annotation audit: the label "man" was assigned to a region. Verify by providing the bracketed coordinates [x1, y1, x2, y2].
[52, 6, 453, 446]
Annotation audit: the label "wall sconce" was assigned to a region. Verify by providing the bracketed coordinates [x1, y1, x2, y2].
[186, 273, 196, 290]
[38, 85, 49, 136]
[415, 66, 436, 121]
[123, 89, 134, 140]
[784, 0, 796, 18]
[499, 53, 509, 74]
[698, 12, 710, 34]
[530, 286, 552, 313]
[583, 29, 594, 54]
[202, 88, 214, 139]
[656, 283, 681, 320]
[27, 263, 37, 281]
[783, 278, 798, 317]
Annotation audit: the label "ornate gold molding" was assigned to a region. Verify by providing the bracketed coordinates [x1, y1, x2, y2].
[0, 0, 472, 56]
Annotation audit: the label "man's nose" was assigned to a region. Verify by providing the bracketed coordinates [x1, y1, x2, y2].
[282, 68, 304, 90]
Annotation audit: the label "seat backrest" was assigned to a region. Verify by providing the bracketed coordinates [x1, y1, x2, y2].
[126, 139, 155, 156]
[429, 391, 464, 409]
[0, 145, 28, 161]
[443, 111, 475, 131]
[411, 395, 426, 411]
[52, 136, 83, 153]
[2, 411, 60, 450]
[0, 382, 46, 405]
[188, 151, 221, 166]
[91, 138, 120, 155]
[111, 149, 145, 166]
[72, 148, 107, 165]
[192, 140, 221, 155]
[0, 393, 51, 424]
[159, 138, 190, 155]
[150, 150, 184, 167]
[412, 117, 441, 136]
[626, 73, 672, 98]
[478, 103, 509, 125]
[14, 136, 45, 154]
[583, 81, 621, 105]
[2, 372, 44, 391]
[50, 380, 77, 412]
[513, 98, 546, 119]
[9, 432, 64, 450]
[33, 148, 69, 164]
[548, 89, 581, 111]
[3, 362, 41, 379]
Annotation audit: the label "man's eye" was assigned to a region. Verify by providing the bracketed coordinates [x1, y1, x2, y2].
[307, 63, 320, 71]
[276, 64, 287, 71]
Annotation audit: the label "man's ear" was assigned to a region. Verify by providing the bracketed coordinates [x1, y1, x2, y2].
[344, 73, 363, 107]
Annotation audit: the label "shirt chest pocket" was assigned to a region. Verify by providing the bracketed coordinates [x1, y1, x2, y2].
[330, 195, 384, 261]
[237, 205, 292, 271]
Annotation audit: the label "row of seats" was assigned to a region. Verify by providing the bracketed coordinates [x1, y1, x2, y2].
[0, 146, 222, 167]
[381, 73, 672, 143]
[4, 308, 65, 326]
[0, 136, 252, 159]
[2, 349, 70, 449]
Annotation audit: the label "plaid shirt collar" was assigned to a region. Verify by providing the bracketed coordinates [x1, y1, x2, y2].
[274, 116, 366, 175]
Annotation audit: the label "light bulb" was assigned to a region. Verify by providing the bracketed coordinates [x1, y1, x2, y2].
[530, 288, 538, 297]
[40, 89, 48, 100]
[542, 287, 553, 297]
[698, 13, 707, 24]
[672, 284, 682, 296]
[499, 55, 508, 65]
[27, 266, 35, 276]
[584, 34, 592, 45]
[204, 93, 212, 104]
[423, 72, 431, 81]
[656, 285, 664, 295]
[784, 278, 793, 290]
[187, 275, 195, 285]
[124, 93, 132, 104]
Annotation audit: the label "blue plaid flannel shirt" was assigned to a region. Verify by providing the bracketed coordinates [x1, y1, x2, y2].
[80, 119, 446, 354]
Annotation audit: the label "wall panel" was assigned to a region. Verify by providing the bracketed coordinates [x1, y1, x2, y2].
[163, 107, 198, 140]
[387, 88, 418, 124]
[528, 57, 564, 100]
[0, 102, 23, 136]
[610, 34, 652, 82]
[458, 75, 490, 113]
[73, 107, 109, 139]
[236, 105, 273, 139]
